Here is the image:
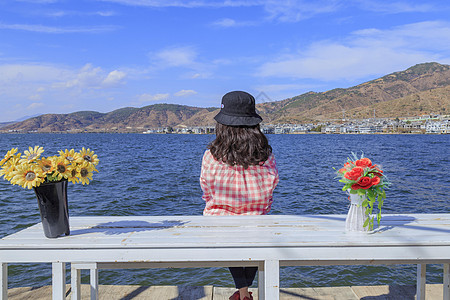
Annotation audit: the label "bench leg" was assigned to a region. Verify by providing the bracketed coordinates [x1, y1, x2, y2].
[416, 264, 426, 300]
[90, 266, 98, 300]
[71, 266, 81, 300]
[52, 262, 66, 300]
[1, 263, 7, 300]
[258, 262, 265, 300]
[444, 264, 449, 300]
[264, 260, 279, 300]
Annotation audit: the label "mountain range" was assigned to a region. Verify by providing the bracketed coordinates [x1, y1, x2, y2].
[2, 62, 449, 133]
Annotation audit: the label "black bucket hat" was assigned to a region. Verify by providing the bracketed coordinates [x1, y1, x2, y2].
[214, 91, 263, 126]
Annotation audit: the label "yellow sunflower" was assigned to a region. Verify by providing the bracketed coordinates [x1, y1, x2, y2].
[0, 148, 19, 166]
[77, 147, 99, 166]
[20, 146, 44, 163]
[10, 164, 44, 189]
[0, 155, 21, 181]
[53, 157, 72, 180]
[38, 157, 55, 175]
[67, 168, 79, 184]
[77, 161, 96, 185]
[58, 149, 81, 164]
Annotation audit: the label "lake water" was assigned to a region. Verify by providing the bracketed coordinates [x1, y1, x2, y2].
[0, 133, 449, 288]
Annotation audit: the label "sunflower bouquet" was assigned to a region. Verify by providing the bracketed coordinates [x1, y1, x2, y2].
[335, 152, 389, 230]
[0, 146, 99, 189]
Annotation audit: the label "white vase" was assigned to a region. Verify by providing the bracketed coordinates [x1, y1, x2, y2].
[345, 193, 369, 232]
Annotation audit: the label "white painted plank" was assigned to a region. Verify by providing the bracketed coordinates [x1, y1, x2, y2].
[444, 264, 449, 300]
[1, 263, 7, 300]
[264, 260, 279, 300]
[3, 216, 450, 248]
[90, 267, 98, 300]
[52, 262, 65, 300]
[70, 266, 81, 300]
[3, 231, 450, 249]
[72, 261, 260, 270]
[3, 245, 449, 265]
[416, 264, 427, 300]
[4, 214, 448, 239]
[258, 261, 265, 300]
[3, 215, 449, 234]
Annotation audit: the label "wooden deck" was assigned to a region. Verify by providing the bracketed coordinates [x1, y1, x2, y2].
[7, 284, 444, 299]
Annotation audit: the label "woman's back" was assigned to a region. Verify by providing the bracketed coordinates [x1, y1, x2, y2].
[201, 150, 278, 215]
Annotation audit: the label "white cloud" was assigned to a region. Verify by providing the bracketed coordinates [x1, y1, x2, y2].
[102, 70, 127, 87]
[99, 0, 442, 24]
[154, 46, 197, 67]
[27, 102, 44, 109]
[47, 11, 67, 17]
[253, 83, 320, 93]
[96, 11, 116, 16]
[0, 23, 119, 33]
[16, 0, 58, 3]
[211, 18, 257, 27]
[174, 89, 197, 97]
[0, 62, 127, 111]
[258, 21, 450, 82]
[354, 21, 450, 51]
[45, 10, 117, 17]
[263, 0, 341, 22]
[0, 63, 70, 82]
[355, 0, 435, 13]
[150, 46, 215, 79]
[58, 64, 126, 89]
[212, 18, 237, 27]
[62, 64, 102, 88]
[101, 0, 340, 23]
[0, 62, 129, 121]
[98, 0, 261, 8]
[29, 94, 42, 101]
[138, 93, 169, 102]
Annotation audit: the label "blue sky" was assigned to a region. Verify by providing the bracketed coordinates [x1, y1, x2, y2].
[0, 0, 449, 122]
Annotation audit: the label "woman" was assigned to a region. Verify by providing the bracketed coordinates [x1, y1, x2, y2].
[200, 91, 279, 300]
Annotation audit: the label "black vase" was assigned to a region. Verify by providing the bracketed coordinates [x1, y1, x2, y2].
[33, 180, 70, 238]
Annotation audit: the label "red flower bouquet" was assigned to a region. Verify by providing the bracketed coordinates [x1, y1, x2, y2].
[336, 153, 389, 230]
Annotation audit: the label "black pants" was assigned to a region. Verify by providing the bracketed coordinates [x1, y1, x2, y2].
[229, 267, 258, 289]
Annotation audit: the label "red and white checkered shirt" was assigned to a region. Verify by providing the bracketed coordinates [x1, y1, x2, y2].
[200, 150, 279, 216]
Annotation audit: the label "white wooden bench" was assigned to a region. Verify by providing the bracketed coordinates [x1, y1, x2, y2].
[1, 214, 449, 300]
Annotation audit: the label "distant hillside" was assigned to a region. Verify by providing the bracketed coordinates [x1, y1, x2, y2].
[258, 62, 450, 123]
[0, 122, 16, 129]
[325, 85, 450, 120]
[4, 104, 213, 133]
[3, 62, 449, 132]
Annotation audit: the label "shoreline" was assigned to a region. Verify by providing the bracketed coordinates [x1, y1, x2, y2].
[0, 131, 448, 135]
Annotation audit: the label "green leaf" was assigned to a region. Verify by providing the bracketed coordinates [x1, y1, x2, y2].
[377, 212, 382, 224]
[363, 217, 370, 227]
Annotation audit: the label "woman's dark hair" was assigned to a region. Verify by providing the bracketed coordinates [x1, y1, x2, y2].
[208, 123, 272, 169]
